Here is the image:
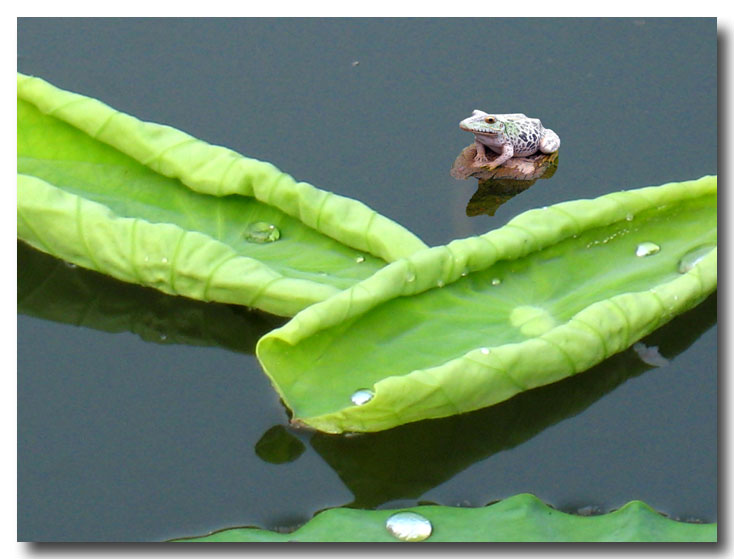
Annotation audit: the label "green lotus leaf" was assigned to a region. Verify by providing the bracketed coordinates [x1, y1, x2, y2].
[17, 73, 427, 316]
[257, 176, 717, 433]
[172, 493, 716, 542]
[310, 292, 716, 508]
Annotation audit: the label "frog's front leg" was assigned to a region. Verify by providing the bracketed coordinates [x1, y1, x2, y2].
[485, 142, 514, 169]
[473, 140, 492, 167]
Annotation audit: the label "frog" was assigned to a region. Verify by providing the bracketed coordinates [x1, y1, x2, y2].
[459, 111, 560, 169]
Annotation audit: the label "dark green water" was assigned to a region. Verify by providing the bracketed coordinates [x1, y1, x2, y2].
[17, 18, 717, 541]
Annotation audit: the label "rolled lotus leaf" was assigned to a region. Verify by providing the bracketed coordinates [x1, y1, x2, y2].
[257, 176, 717, 433]
[172, 493, 716, 542]
[17, 73, 427, 316]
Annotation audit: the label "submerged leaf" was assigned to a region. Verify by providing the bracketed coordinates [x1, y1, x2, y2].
[254, 425, 306, 464]
[257, 176, 717, 433]
[17, 74, 426, 316]
[172, 493, 716, 542]
[17, 241, 285, 353]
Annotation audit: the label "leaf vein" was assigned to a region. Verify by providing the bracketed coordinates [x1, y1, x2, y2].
[168, 230, 187, 293]
[75, 197, 101, 271]
[202, 254, 240, 300]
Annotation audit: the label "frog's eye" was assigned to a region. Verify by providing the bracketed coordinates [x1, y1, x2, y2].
[485, 116, 497, 124]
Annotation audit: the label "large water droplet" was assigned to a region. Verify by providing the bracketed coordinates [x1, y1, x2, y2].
[633, 342, 670, 367]
[577, 505, 602, 517]
[678, 244, 715, 274]
[635, 242, 660, 257]
[350, 389, 374, 406]
[245, 222, 281, 243]
[385, 512, 432, 542]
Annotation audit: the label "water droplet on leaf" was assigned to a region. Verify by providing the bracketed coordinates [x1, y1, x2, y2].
[245, 222, 281, 243]
[385, 512, 433, 542]
[635, 242, 660, 257]
[355, 255, 365, 263]
[678, 244, 715, 273]
[625, 213, 634, 221]
[161, 257, 168, 264]
[350, 389, 374, 406]
[491, 278, 501, 286]
[437, 279, 445, 288]
[480, 347, 490, 355]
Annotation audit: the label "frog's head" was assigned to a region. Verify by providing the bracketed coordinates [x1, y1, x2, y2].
[459, 110, 505, 136]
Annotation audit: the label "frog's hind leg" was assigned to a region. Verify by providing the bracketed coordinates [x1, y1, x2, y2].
[539, 128, 561, 153]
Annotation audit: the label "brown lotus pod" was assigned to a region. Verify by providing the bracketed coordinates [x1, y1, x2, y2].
[451, 144, 559, 182]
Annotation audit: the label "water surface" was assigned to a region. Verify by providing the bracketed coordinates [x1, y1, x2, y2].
[17, 17, 717, 541]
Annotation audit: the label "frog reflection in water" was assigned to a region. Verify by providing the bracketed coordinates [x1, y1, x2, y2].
[459, 111, 560, 169]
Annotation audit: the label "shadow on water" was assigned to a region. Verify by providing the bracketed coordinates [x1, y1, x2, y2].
[305, 293, 716, 508]
[450, 144, 559, 217]
[17, 240, 287, 354]
[466, 179, 539, 217]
